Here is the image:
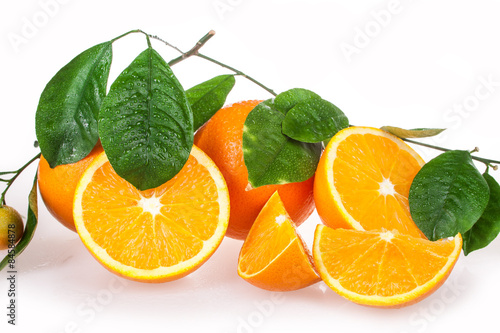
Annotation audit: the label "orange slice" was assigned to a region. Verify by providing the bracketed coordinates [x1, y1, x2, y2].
[237, 191, 320, 291]
[73, 145, 229, 283]
[314, 126, 426, 238]
[313, 225, 462, 308]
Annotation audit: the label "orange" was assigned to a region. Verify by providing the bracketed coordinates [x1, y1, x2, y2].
[238, 191, 320, 291]
[313, 225, 462, 308]
[194, 100, 315, 240]
[314, 126, 425, 238]
[73, 145, 229, 282]
[38, 143, 104, 232]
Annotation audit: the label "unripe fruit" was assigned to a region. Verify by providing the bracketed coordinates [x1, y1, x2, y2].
[0, 205, 24, 250]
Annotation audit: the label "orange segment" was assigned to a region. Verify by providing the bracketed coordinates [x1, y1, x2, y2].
[238, 191, 320, 291]
[313, 225, 462, 308]
[314, 126, 425, 238]
[73, 145, 229, 282]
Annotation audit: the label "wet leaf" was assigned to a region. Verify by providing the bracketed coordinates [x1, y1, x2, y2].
[463, 173, 500, 255]
[282, 98, 348, 143]
[36, 42, 112, 167]
[409, 150, 489, 241]
[243, 99, 321, 188]
[186, 74, 235, 131]
[273, 88, 320, 114]
[99, 47, 193, 191]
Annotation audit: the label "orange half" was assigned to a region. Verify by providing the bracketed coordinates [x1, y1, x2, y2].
[313, 225, 462, 308]
[314, 126, 425, 238]
[73, 145, 229, 282]
[238, 191, 320, 291]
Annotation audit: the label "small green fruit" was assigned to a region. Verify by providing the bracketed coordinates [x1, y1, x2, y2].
[0, 205, 24, 250]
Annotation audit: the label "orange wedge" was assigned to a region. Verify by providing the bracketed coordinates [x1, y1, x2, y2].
[73, 145, 229, 283]
[313, 225, 462, 308]
[314, 126, 426, 238]
[237, 191, 320, 291]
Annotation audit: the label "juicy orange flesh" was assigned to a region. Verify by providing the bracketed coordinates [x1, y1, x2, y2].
[318, 228, 455, 297]
[81, 155, 220, 270]
[239, 193, 297, 274]
[333, 133, 423, 237]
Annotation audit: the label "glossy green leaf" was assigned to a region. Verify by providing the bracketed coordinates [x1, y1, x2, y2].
[409, 150, 490, 241]
[282, 98, 348, 143]
[35, 42, 112, 167]
[381, 126, 445, 139]
[463, 173, 500, 255]
[99, 47, 193, 191]
[243, 99, 321, 188]
[273, 88, 321, 114]
[186, 75, 235, 131]
[0, 174, 38, 271]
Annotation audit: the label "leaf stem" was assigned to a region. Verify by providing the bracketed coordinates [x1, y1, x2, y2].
[1, 153, 41, 206]
[403, 138, 500, 170]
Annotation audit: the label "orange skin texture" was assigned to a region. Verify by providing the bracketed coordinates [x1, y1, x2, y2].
[194, 100, 315, 240]
[38, 143, 104, 232]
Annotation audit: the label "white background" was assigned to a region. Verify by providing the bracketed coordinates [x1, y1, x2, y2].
[1, 0, 500, 332]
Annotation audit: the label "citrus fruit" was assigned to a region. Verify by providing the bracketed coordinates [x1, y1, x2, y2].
[194, 100, 315, 240]
[314, 126, 425, 238]
[73, 145, 229, 282]
[0, 205, 24, 250]
[238, 191, 320, 291]
[38, 143, 104, 232]
[313, 225, 462, 308]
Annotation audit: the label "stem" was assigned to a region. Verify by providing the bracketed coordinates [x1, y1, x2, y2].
[1, 153, 41, 206]
[403, 138, 500, 170]
[111, 29, 144, 43]
[147, 34, 184, 54]
[167, 30, 216, 66]
[196, 53, 278, 97]
[151, 30, 277, 97]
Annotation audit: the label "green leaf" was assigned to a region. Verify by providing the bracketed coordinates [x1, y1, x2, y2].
[282, 98, 349, 143]
[409, 150, 490, 241]
[273, 88, 321, 114]
[99, 47, 193, 191]
[381, 126, 445, 139]
[35, 42, 112, 167]
[186, 75, 235, 131]
[0, 174, 38, 271]
[243, 99, 321, 188]
[463, 173, 500, 255]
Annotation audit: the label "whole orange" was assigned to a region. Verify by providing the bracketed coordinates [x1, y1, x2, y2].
[37, 143, 104, 232]
[194, 100, 315, 240]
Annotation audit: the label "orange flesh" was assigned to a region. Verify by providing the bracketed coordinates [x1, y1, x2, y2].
[80, 154, 220, 270]
[238, 192, 319, 291]
[332, 133, 424, 237]
[317, 227, 458, 297]
[239, 193, 298, 275]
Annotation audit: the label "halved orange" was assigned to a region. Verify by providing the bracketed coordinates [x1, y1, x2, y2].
[313, 225, 462, 308]
[314, 126, 425, 238]
[238, 191, 320, 291]
[73, 145, 229, 283]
